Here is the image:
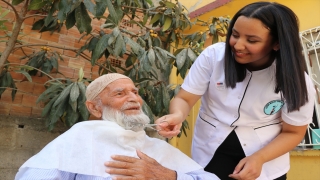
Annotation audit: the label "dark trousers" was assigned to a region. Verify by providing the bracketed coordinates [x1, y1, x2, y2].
[204, 131, 286, 180]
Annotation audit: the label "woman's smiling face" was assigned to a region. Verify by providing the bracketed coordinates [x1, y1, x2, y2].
[229, 16, 279, 71]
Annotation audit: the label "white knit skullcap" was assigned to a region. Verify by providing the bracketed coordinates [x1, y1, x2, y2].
[86, 73, 131, 101]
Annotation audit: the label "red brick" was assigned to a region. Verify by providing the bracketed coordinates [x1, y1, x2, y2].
[21, 94, 38, 107]
[0, 102, 10, 115]
[48, 42, 64, 54]
[23, 17, 35, 26]
[83, 61, 93, 72]
[33, 83, 46, 95]
[58, 25, 68, 35]
[41, 32, 60, 43]
[8, 55, 23, 64]
[68, 58, 85, 69]
[15, 81, 34, 93]
[57, 56, 70, 67]
[63, 49, 77, 58]
[28, 37, 49, 45]
[67, 28, 82, 38]
[0, 90, 23, 104]
[32, 75, 49, 84]
[74, 39, 86, 49]
[57, 65, 74, 78]
[23, 26, 41, 39]
[10, 104, 31, 116]
[58, 35, 75, 48]
[10, 71, 24, 81]
[12, 47, 35, 57]
[31, 107, 43, 117]
[0, 1, 8, 7]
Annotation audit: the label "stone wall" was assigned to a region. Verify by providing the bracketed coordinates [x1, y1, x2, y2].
[0, 115, 68, 180]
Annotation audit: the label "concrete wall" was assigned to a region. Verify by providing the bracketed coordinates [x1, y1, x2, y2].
[0, 115, 68, 180]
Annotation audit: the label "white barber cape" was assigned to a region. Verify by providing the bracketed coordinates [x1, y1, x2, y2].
[16, 120, 212, 179]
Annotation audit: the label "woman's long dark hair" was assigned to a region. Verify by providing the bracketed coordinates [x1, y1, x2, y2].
[224, 2, 308, 112]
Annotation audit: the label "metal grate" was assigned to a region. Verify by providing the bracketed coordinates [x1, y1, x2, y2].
[298, 26, 320, 149]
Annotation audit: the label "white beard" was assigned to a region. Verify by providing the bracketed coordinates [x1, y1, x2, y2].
[101, 104, 150, 132]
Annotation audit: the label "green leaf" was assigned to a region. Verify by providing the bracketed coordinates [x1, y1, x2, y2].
[147, 48, 155, 65]
[95, 0, 108, 17]
[52, 83, 73, 107]
[15, 70, 32, 82]
[149, 14, 161, 25]
[66, 105, 80, 126]
[57, 0, 71, 21]
[32, 19, 45, 30]
[187, 48, 197, 62]
[162, 16, 172, 32]
[66, 10, 76, 29]
[142, 100, 154, 123]
[105, 0, 119, 24]
[164, 1, 175, 8]
[37, 84, 63, 104]
[88, 37, 99, 52]
[176, 48, 187, 70]
[83, 0, 96, 15]
[124, 36, 142, 55]
[70, 82, 80, 102]
[12, 0, 24, 5]
[114, 35, 125, 57]
[78, 68, 84, 81]
[75, 2, 92, 34]
[41, 96, 59, 117]
[91, 34, 110, 65]
[28, 0, 47, 10]
[44, 3, 57, 26]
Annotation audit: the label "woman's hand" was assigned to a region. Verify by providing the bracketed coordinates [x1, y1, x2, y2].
[156, 114, 182, 138]
[228, 154, 264, 180]
[105, 150, 176, 180]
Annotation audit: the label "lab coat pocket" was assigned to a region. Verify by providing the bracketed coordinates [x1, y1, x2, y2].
[194, 114, 217, 146]
[254, 122, 282, 148]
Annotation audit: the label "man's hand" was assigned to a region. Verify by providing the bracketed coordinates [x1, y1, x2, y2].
[228, 154, 264, 180]
[105, 150, 177, 180]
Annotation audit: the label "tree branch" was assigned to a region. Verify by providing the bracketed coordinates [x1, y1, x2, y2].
[14, 44, 78, 52]
[24, 14, 48, 20]
[1, 0, 20, 20]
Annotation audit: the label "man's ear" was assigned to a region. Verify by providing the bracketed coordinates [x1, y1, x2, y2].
[85, 101, 102, 119]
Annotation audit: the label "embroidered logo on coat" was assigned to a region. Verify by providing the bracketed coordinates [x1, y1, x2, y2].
[264, 100, 284, 115]
[216, 82, 225, 90]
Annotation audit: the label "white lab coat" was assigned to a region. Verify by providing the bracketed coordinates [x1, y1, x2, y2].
[182, 42, 316, 180]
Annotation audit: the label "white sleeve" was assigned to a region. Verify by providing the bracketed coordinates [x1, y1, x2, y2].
[281, 73, 316, 126]
[181, 43, 225, 95]
[177, 169, 220, 180]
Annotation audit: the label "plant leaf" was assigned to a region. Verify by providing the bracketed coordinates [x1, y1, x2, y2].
[15, 70, 32, 82]
[95, 0, 108, 17]
[75, 2, 92, 34]
[83, 0, 96, 15]
[52, 83, 73, 107]
[176, 48, 187, 70]
[66, 10, 76, 29]
[70, 82, 80, 102]
[28, 0, 47, 10]
[91, 34, 110, 65]
[149, 13, 161, 25]
[12, 0, 24, 5]
[162, 16, 172, 31]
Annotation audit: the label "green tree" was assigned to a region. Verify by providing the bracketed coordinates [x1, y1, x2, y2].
[0, 0, 229, 136]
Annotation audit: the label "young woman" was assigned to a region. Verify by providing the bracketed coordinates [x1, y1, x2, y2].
[105, 2, 315, 180]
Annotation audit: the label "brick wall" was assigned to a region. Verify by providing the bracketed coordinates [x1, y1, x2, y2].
[0, 2, 106, 117]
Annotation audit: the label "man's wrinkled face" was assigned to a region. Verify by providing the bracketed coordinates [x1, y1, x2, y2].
[98, 79, 143, 115]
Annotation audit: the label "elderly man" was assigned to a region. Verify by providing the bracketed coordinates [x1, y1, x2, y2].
[15, 73, 219, 180]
